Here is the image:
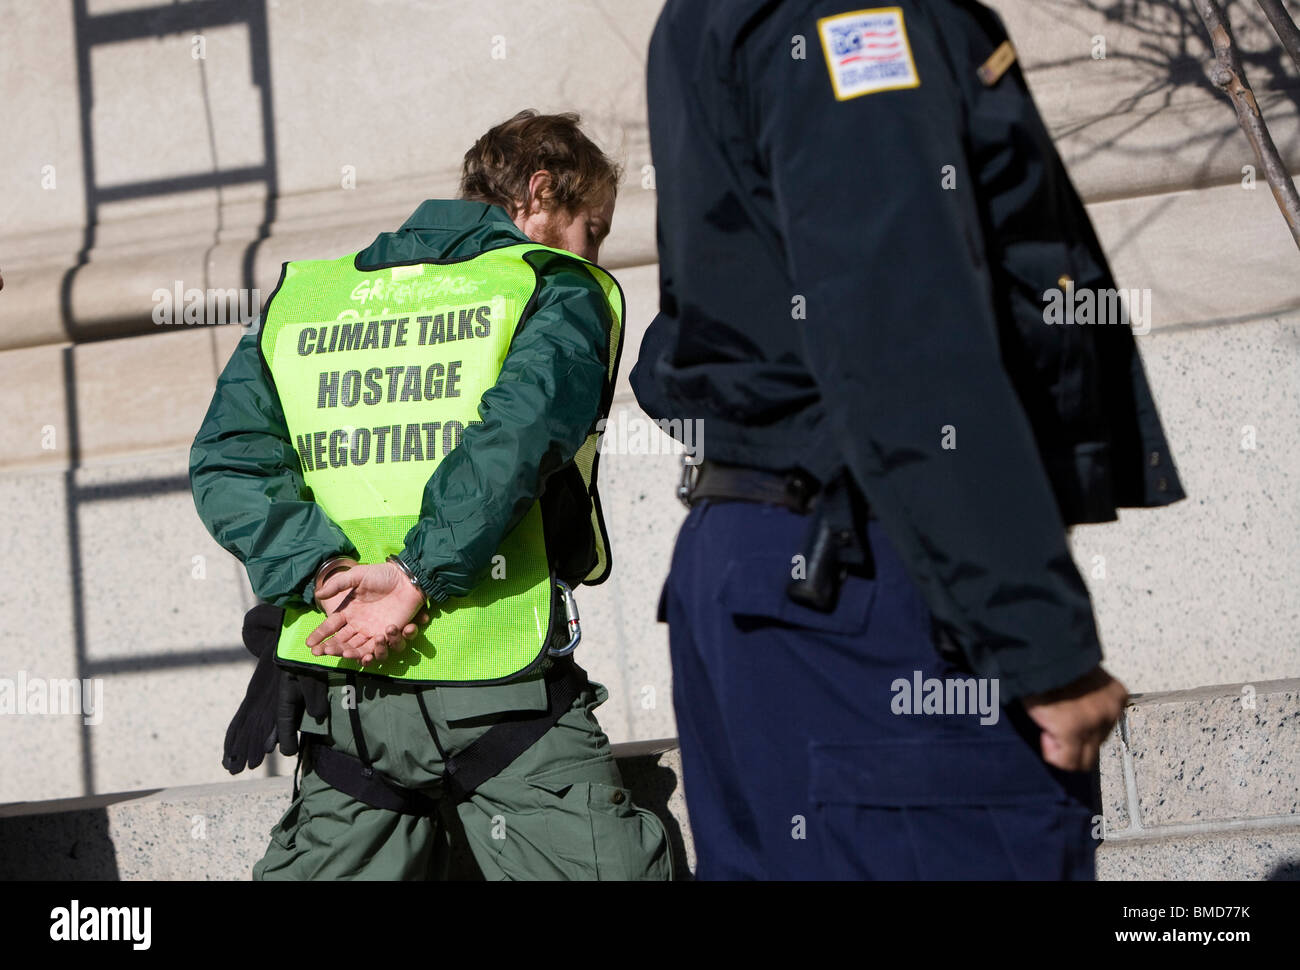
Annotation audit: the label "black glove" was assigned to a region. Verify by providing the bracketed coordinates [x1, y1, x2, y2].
[223, 604, 330, 773]
[274, 660, 330, 757]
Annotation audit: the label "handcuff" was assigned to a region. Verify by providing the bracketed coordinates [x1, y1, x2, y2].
[320, 555, 582, 659]
[312, 556, 356, 612]
[387, 554, 433, 608]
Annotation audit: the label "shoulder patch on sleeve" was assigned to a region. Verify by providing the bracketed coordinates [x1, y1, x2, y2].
[976, 39, 1016, 86]
[817, 6, 920, 101]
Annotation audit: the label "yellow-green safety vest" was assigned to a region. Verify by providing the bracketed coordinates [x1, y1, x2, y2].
[258, 243, 623, 684]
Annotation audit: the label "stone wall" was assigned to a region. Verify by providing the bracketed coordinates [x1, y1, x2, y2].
[0, 1, 1296, 830]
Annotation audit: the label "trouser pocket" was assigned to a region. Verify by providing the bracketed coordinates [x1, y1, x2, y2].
[527, 767, 674, 881]
[809, 738, 1095, 880]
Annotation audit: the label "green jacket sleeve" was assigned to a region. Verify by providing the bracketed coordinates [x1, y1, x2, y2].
[397, 252, 611, 602]
[189, 325, 358, 608]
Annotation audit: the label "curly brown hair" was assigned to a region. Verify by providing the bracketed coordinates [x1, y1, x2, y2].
[460, 110, 621, 216]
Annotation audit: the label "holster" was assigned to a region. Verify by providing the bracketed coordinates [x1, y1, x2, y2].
[786, 468, 875, 613]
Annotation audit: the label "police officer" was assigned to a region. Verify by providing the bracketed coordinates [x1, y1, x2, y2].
[633, 1, 1184, 879]
[192, 110, 672, 881]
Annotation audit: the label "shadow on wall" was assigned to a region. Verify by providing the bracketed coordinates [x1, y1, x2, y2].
[1025, 0, 1300, 255]
[60, 0, 280, 336]
[54, 0, 280, 797]
[1267, 858, 1300, 880]
[1034, 0, 1300, 170]
[0, 806, 122, 880]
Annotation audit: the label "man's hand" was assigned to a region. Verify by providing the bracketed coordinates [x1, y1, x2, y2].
[315, 557, 359, 617]
[1022, 666, 1128, 772]
[315, 559, 429, 657]
[308, 562, 429, 666]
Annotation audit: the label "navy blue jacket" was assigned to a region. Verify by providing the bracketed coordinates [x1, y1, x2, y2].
[631, 0, 1185, 699]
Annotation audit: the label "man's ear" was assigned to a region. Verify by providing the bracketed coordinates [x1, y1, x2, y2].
[525, 170, 555, 212]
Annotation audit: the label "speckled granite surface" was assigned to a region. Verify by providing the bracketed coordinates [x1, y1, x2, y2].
[1098, 680, 1299, 880]
[1098, 827, 1300, 880]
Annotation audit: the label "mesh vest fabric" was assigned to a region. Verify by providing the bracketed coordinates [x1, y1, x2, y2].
[259, 243, 623, 684]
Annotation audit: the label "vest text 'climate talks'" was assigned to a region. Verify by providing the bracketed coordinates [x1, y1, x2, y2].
[296, 308, 491, 355]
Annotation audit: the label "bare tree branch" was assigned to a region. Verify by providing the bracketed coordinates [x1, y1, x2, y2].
[1255, 0, 1300, 74]
[1195, 0, 1300, 250]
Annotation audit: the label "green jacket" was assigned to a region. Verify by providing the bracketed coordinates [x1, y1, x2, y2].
[191, 201, 614, 705]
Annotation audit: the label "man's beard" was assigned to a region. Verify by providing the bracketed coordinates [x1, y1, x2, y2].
[533, 215, 569, 253]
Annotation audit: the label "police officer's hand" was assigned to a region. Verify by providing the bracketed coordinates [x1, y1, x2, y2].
[307, 562, 428, 666]
[1022, 666, 1128, 772]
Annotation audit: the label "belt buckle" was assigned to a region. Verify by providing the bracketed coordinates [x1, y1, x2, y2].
[785, 471, 816, 514]
[677, 453, 702, 508]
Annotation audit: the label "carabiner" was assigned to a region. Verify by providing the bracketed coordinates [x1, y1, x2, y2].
[548, 579, 582, 657]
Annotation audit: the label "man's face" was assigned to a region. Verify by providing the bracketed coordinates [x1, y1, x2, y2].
[512, 174, 614, 263]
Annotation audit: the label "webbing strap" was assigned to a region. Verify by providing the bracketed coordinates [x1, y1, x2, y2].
[304, 661, 590, 815]
[426, 659, 589, 804]
[308, 741, 440, 816]
[344, 671, 373, 770]
[310, 671, 440, 814]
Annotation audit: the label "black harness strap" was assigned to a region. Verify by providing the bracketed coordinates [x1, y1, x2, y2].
[303, 660, 589, 815]
[343, 672, 372, 769]
[306, 670, 441, 816]
[309, 742, 440, 815]
[436, 659, 589, 804]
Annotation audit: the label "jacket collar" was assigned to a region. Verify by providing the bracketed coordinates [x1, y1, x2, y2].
[397, 199, 523, 235]
[356, 199, 530, 267]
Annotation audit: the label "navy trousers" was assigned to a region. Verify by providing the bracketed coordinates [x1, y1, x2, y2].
[661, 499, 1097, 880]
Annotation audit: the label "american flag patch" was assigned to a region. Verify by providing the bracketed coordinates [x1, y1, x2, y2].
[817, 7, 920, 100]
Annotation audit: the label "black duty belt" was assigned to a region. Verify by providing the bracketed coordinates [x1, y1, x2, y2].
[679, 458, 876, 612]
[679, 459, 820, 513]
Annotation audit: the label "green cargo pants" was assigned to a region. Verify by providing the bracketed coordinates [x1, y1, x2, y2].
[253, 668, 673, 881]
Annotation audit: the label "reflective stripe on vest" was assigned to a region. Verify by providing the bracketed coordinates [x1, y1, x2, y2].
[258, 242, 623, 684]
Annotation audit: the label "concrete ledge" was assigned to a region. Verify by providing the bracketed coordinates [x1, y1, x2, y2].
[1098, 679, 1300, 880]
[1101, 678, 1300, 834]
[8, 674, 1300, 881]
[1097, 826, 1300, 880]
[0, 739, 694, 881]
